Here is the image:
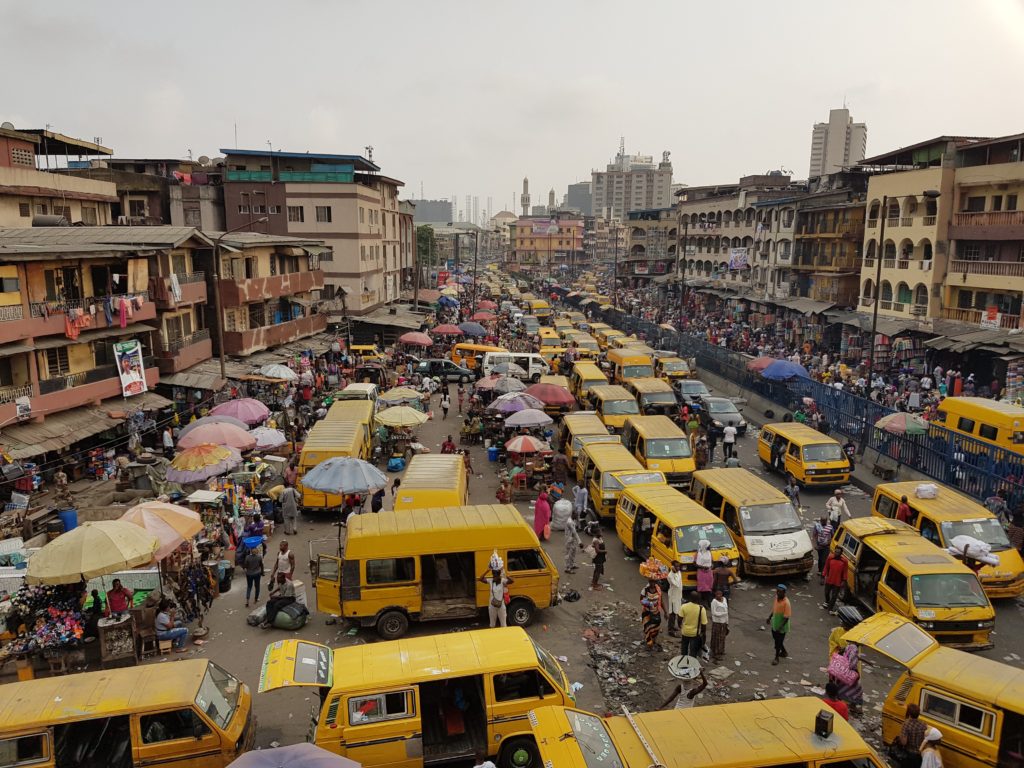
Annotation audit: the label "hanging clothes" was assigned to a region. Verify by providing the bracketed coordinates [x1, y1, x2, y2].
[118, 298, 128, 328]
[64, 314, 80, 340]
[103, 296, 113, 326]
[168, 273, 182, 303]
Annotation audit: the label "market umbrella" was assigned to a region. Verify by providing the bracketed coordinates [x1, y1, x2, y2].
[494, 376, 527, 394]
[26, 521, 159, 585]
[167, 444, 242, 484]
[478, 299, 497, 310]
[398, 331, 433, 347]
[458, 321, 487, 337]
[379, 386, 424, 404]
[178, 422, 257, 451]
[474, 375, 500, 392]
[874, 412, 929, 435]
[210, 398, 271, 425]
[178, 414, 250, 439]
[121, 501, 204, 561]
[250, 426, 288, 450]
[492, 361, 527, 377]
[470, 311, 495, 322]
[746, 356, 779, 372]
[504, 408, 553, 428]
[505, 435, 549, 454]
[760, 360, 810, 380]
[431, 323, 464, 336]
[525, 382, 575, 407]
[301, 456, 388, 495]
[375, 406, 429, 428]
[227, 743, 360, 768]
[259, 363, 298, 381]
[489, 392, 545, 413]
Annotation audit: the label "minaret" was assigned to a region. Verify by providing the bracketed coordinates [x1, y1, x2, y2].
[548, 189, 556, 212]
[520, 177, 531, 216]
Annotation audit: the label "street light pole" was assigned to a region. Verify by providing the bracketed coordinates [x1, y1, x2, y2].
[612, 223, 619, 309]
[677, 220, 688, 334]
[212, 216, 269, 380]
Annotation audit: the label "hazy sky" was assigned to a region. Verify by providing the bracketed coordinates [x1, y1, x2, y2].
[5, 0, 1024, 217]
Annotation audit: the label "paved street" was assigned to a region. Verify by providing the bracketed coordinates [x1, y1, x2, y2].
[164, 380, 1024, 754]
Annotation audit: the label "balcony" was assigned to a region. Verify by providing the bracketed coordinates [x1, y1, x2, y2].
[923, 215, 936, 226]
[156, 329, 213, 375]
[222, 313, 328, 356]
[0, 292, 155, 346]
[0, 305, 24, 322]
[867, 218, 878, 228]
[897, 259, 910, 270]
[887, 218, 900, 228]
[151, 272, 207, 309]
[0, 384, 33, 405]
[218, 270, 324, 307]
[942, 306, 1021, 329]
[949, 210, 1024, 240]
[949, 258, 1024, 291]
[883, 259, 897, 269]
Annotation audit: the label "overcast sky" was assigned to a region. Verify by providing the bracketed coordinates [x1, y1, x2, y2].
[5, 0, 1024, 218]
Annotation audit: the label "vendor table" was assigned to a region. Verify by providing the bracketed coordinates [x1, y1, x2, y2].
[98, 614, 137, 667]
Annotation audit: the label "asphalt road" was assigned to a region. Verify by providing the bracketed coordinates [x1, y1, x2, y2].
[156, 381, 1024, 759]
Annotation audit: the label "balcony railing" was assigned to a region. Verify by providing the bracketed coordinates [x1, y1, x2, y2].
[952, 210, 1024, 228]
[923, 215, 936, 226]
[0, 383, 33, 404]
[897, 260, 910, 270]
[864, 258, 875, 269]
[892, 302, 906, 313]
[950, 259, 1024, 278]
[860, 296, 872, 307]
[159, 328, 211, 354]
[900, 218, 913, 227]
[883, 259, 896, 269]
[942, 307, 1021, 329]
[0, 305, 24, 322]
[30, 291, 149, 318]
[176, 271, 205, 284]
[866, 218, 878, 228]
[880, 300, 893, 310]
[886, 218, 900, 228]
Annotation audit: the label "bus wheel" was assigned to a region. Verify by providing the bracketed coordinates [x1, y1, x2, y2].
[507, 598, 535, 627]
[499, 737, 539, 768]
[376, 610, 409, 640]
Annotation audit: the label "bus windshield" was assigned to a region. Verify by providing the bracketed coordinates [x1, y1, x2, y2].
[622, 365, 655, 379]
[646, 438, 692, 458]
[739, 502, 804, 535]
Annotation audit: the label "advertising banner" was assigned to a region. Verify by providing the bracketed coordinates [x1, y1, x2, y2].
[728, 247, 749, 270]
[114, 339, 147, 397]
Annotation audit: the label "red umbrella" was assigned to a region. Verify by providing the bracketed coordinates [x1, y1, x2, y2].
[398, 331, 433, 347]
[505, 435, 549, 454]
[525, 382, 575, 406]
[746, 356, 779, 372]
[470, 311, 496, 321]
[478, 300, 497, 310]
[432, 324, 464, 336]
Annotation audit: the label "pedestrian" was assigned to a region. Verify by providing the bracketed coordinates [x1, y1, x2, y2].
[269, 540, 295, 581]
[440, 392, 451, 419]
[462, 449, 474, 479]
[766, 584, 791, 665]
[709, 589, 729, 661]
[533, 491, 551, 541]
[370, 487, 385, 513]
[666, 561, 684, 636]
[457, 384, 465, 414]
[471, 750, 497, 768]
[589, 525, 607, 590]
[162, 426, 175, 459]
[711, 555, 735, 597]
[243, 546, 264, 608]
[894, 704, 928, 768]
[896, 495, 913, 524]
[722, 423, 737, 460]
[822, 549, 847, 612]
[480, 564, 513, 628]
[813, 515, 834, 581]
[784, 475, 801, 511]
[572, 483, 588, 520]
[1008, 512, 1024, 554]
[822, 681, 850, 721]
[563, 512, 581, 573]
[828, 626, 864, 713]
[262, 572, 296, 628]
[825, 489, 850, 526]
[660, 662, 707, 710]
[920, 728, 944, 768]
[694, 436, 709, 470]
[695, 539, 713, 606]
[441, 434, 457, 454]
[706, 429, 718, 463]
[551, 452, 569, 484]
[677, 591, 707, 658]
[279, 482, 299, 535]
[391, 477, 401, 497]
[640, 577, 664, 651]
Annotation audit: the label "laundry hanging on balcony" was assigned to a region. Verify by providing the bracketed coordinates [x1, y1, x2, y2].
[169, 273, 182, 303]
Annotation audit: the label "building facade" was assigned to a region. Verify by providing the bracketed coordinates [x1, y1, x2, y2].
[566, 181, 592, 216]
[508, 215, 584, 274]
[408, 198, 452, 224]
[592, 148, 673, 221]
[621, 209, 677, 286]
[808, 108, 868, 178]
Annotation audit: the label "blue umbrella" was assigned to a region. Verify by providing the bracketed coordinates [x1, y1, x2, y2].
[301, 456, 388, 495]
[228, 743, 360, 768]
[458, 321, 487, 336]
[761, 360, 810, 380]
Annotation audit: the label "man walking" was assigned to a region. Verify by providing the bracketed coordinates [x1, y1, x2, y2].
[766, 584, 792, 665]
[480, 565, 513, 627]
[813, 515, 833, 582]
[440, 391, 451, 420]
[822, 550, 847, 612]
[825, 489, 851, 526]
[279, 482, 299, 535]
[722, 424, 737, 461]
[677, 591, 707, 658]
[563, 512, 581, 573]
[243, 546, 264, 608]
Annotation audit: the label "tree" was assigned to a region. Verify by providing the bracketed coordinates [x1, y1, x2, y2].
[416, 225, 439, 267]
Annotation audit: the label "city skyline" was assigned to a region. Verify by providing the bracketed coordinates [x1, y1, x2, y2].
[3, 0, 1023, 212]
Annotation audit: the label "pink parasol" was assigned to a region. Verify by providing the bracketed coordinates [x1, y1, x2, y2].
[470, 311, 496, 321]
[398, 331, 433, 347]
[746, 356, 779, 372]
[431, 324, 464, 336]
[505, 435, 549, 454]
[474, 374, 500, 391]
[178, 422, 256, 451]
[210, 397, 270, 425]
[477, 300, 497, 310]
[120, 501, 204, 561]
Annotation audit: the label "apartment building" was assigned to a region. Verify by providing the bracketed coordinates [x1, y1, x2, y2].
[507, 215, 584, 274]
[220, 148, 404, 316]
[621, 208, 677, 286]
[592, 148, 673, 221]
[398, 201, 416, 291]
[808, 108, 868, 178]
[0, 127, 116, 227]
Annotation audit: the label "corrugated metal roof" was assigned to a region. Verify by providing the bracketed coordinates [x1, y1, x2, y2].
[0, 226, 209, 249]
[203, 231, 327, 249]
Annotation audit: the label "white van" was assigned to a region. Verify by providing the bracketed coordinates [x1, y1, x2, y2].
[335, 382, 379, 403]
[482, 352, 550, 383]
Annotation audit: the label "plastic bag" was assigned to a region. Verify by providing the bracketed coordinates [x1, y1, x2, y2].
[914, 483, 939, 499]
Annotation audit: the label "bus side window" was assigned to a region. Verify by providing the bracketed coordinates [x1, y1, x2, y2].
[978, 423, 998, 441]
[957, 416, 976, 434]
[875, 495, 897, 518]
[704, 488, 725, 516]
[920, 518, 941, 545]
[723, 504, 740, 532]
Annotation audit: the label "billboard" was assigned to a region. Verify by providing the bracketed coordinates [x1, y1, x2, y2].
[531, 219, 560, 235]
[728, 247, 749, 270]
[114, 339, 147, 397]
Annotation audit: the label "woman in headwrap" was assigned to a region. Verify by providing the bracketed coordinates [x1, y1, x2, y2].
[533, 491, 551, 541]
[640, 576, 663, 650]
[695, 538, 714, 607]
[827, 626, 864, 713]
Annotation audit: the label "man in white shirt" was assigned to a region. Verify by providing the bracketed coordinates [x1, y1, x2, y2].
[825, 489, 851, 525]
[721, 424, 737, 460]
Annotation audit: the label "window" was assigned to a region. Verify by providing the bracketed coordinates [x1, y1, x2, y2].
[978, 423, 998, 441]
[991, 195, 1003, 212]
[365, 557, 415, 584]
[128, 200, 146, 217]
[315, 206, 332, 223]
[920, 518, 941, 545]
[18, 203, 30, 218]
[348, 691, 411, 725]
[875, 495, 897, 518]
[493, 670, 555, 702]
[238, 204, 250, 214]
[1008, 194, 1018, 211]
[921, 690, 994, 737]
[10, 147, 34, 166]
[252, 204, 267, 215]
[140, 709, 210, 743]
[81, 206, 97, 225]
[287, 205, 304, 222]
[268, 205, 281, 214]
[34, 204, 47, 216]
[883, 567, 908, 599]
[957, 416, 976, 434]
[54, 206, 70, 220]
[45, 347, 69, 377]
[0, 734, 46, 766]
[960, 243, 981, 261]
[507, 549, 545, 571]
[965, 196, 986, 212]
[359, 207, 364, 224]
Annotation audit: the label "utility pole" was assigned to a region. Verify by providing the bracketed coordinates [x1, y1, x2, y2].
[454, 232, 460, 279]
[413, 229, 421, 312]
[677, 220, 688, 335]
[212, 216, 268, 380]
[472, 231, 479, 314]
[612, 223, 620, 309]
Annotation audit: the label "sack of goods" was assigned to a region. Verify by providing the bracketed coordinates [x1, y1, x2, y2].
[948, 534, 1000, 567]
[914, 483, 939, 499]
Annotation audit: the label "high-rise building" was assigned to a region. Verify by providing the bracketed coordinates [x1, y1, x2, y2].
[591, 144, 673, 221]
[808, 108, 867, 178]
[409, 198, 453, 224]
[566, 181, 592, 215]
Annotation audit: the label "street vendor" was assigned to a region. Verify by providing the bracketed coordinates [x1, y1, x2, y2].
[105, 579, 134, 617]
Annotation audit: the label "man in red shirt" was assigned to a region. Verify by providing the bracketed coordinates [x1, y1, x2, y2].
[896, 495, 913, 524]
[822, 550, 847, 612]
[441, 435, 457, 454]
[823, 682, 849, 720]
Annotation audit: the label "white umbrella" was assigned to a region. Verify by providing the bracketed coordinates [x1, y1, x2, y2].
[494, 376, 526, 394]
[260, 363, 299, 381]
[301, 456, 388, 495]
[492, 361, 527, 377]
[504, 408, 553, 428]
[250, 426, 288, 450]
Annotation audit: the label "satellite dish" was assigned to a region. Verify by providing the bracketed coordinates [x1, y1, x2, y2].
[197, 155, 210, 166]
[0, 122, 14, 130]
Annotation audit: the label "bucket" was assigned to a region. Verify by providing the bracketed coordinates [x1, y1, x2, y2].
[57, 509, 78, 532]
[487, 446, 500, 462]
[484, 439, 492, 449]
[292, 579, 307, 606]
[46, 520, 65, 540]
